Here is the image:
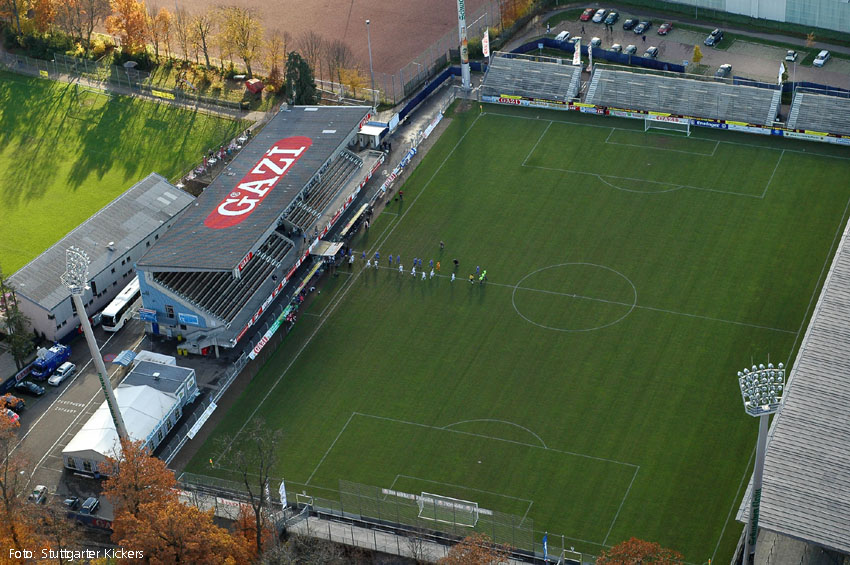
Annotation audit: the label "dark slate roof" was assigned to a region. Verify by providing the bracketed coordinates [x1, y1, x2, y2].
[737, 217, 850, 555]
[9, 174, 192, 310]
[122, 360, 194, 394]
[137, 106, 370, 272]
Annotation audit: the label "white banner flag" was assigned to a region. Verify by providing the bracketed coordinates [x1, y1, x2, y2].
[778, 62, 786, 85]
[482, 29, 490, 58]
[588, 42, 593, 72]
[279, 480, 288, 508]
[572, 40, 581, 66]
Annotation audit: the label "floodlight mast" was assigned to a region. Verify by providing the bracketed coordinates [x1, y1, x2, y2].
[61, 247, 129, 443]
[737, 361, 786, 564]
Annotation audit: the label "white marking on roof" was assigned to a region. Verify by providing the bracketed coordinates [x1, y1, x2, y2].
[322, 129, 337, 134]
[304, 107, 318, 111]
[156, 196, 170, 205]
[163, 191, 177, 200]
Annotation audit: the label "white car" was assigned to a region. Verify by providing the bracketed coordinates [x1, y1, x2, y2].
[785, 50, 797, 62]
[813, 50, 830, 67]
[48, 362, 76, 386]
[28, 485, 47, 504]
[592, 9, 607, 23]
[554, 30, 570, 42]
[590, 37, 602, 47]
[610, 44, 623, 53]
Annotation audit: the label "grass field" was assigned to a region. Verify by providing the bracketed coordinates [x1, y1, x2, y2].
[187, 102, 850, 561]
[0, 70, 246, 274]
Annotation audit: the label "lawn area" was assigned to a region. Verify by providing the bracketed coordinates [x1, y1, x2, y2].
[0, 70, 247, 274]
[186, 103, 850, 561]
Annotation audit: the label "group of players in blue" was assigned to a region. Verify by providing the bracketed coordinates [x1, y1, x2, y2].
[348, 248, 487, 284]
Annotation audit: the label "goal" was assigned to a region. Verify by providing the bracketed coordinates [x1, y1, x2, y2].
[645, 116, 691, 136]
[417, 492, 480, 527]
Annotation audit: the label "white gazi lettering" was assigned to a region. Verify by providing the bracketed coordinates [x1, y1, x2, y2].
[217, 195, 259, 216]
[266, 145, 307, 158]
[238, 177, 279, 197]
[252, 157, 285, 176]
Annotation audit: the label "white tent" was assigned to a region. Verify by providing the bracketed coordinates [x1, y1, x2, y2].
[62, 384, 177, 475]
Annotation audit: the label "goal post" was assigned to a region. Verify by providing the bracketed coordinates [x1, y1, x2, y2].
[644, 115, 691, 136]
[417, 492, 480, 527]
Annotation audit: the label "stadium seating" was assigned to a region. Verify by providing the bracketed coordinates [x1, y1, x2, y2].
[153, 232, 294, 322]
[481, 54, 582, 102]
[285, 151, 362, 231]
[586, 68, 779, 126]
[787, 91, 850, 135]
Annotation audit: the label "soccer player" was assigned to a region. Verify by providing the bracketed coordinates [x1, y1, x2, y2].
[375, 251, 380, 261]
[388, 255, 393, 265]
[366, 259, 372, 269]
[429, 269, 435, 279]
[411, 266, 416, 277]
[399, 264, 404, 274]
[429, 259, 434, 269]
[396, 254, 401, 264]
[421, 271, 426, 280]
[361, 251, 366, 260]
[476, 265, 480, 275]
[451, 273, 456, 282]
[436, 261, 441, 271]
[469, 274, 475, 284]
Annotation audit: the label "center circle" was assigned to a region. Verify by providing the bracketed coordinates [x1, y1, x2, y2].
[511, 263, 637, 332]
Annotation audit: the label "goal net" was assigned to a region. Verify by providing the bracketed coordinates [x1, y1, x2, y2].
[417, 492, 479, 527]
[644, 116, 691, 136]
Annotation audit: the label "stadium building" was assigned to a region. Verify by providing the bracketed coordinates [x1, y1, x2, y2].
[136, 106, 383, 355]
[7, 174, 192, 342]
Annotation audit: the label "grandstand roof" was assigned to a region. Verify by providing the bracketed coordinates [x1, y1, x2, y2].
[587, 67, 780, 126]
[736, 216, 850, 555]
[138, 106, 369, 272]
[9, 174, 191, 310]
[481, 53, 582, 102]
[787, 91, 850, 136]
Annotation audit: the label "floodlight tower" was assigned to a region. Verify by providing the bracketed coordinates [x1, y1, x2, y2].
[62, 247, 129, 442]
[737, 361, 786, 564]
[456, 0, 471, 89]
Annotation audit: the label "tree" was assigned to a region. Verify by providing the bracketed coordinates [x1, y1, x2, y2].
[805, 32, 815, 48]
[100, 438, 177, 520]
[0, 0, 27, 36]
[325, 38, 354, 91]
[596, 537, 684, 564]
[217, 418, 282, 557]
[114, 498, 249, 564]
[31, 0, 55, 33]
[40, 501, 85, 565]
[233, 504, 275, 562]
[145, 5, 171, 60]
[0, 270, 33, 371]
[0, 418, 46, 555]
[298, 30, 326, 84]
[54, 0, 109, 48]
[105, 0, 147, 54]
[338, 67, 367, 99]
[190, 9, 214, 67]
[440, 533, 511, 564]
[171, 6, 191, 60]
[284, 51, 318, 104]
[264, 30, 285, 89]
[218, 5, 262, 77]
[692, 44, 702, 65]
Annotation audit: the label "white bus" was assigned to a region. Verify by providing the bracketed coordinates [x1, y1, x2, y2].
[101, 276, 142, 332]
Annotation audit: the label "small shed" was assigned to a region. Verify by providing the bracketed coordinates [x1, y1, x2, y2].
[357, 124, 387, 149]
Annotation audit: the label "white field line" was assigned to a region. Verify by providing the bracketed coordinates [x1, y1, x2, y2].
[372, 265, 796, 334]
[522, 120, 553, 166]
[219, 114, 485, 460]
[603, 466, 640, 545]
[760, 149, 785, 198]
[305, 412, 356, 485]
[605, 129, 720, 157]
[712, 444, 756, 563]
[442, 418, 547, 448]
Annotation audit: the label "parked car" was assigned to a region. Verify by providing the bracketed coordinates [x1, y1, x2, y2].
[622, 18, 638, 30]
[80, 497, 99, 515]
[643, 46, 659, 59]
[28, 485, 47, 504]
[813, 50, 831, 67]
[785, 50, 798, 62]
[14, 381, 45, 397]
[657, 22, 673, 35]
[715, 64, 733, 78]
[580, 8, 595, 21]
[554, 30, 570, 42]
[604, 11, 619, 25]
[634, 21, 652, 34]
[48, 361, 76, 386]
[704, 28, 724, 46]
[63, 496, 81, 510]
[4, 409, 20, 426]
[590, 37, 602, 47]
[610, 43, 623, 53]
[0, 394, 25, 412]
[624, 44, 638, 55]
[592, 8, 607, 23]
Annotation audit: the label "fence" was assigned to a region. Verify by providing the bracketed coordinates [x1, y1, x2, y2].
[2, 51, 244, 112]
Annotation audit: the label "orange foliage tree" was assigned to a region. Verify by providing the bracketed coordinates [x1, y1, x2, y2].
[100, 438, 177, 519]
[31, 0, 55, 32]
[597, 537, 684, 564]
[439, 532, 511, 565]
[106, 0, 147, 53]
[233, 504, 275, 562]
[0, 418, 48, 555]
[54, 0, 110, 48]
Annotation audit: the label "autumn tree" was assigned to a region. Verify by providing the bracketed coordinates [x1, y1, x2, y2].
[54, 0, 109, 48]
[264, 29, 286, 89]
[325, 38, 354, 90]
[106, 0, 147, 54]
[596, 537, 684, 564]
[40, 501, 85, 564]
[31, 0, 55, 33]
[115, 498, 249, 564]
[190, 9, 214, 66]
[0, 418, 46, 555]
[339, 67, 367, 99]
[692, 44, 703, 65]
[217, 418, 282, 557]
[439, 532, 511, 565]
[145, 5, 171, 60]
[0, 0, 27, 36]
[234, 504, 275, 562]
[298, 30, 326, 84]
[99, 438, 177, 520]
[805, 32, 815, 48]
[171, 6, 191, 59]
[218, 5, 262, 77]
[284, 51, 318, 104]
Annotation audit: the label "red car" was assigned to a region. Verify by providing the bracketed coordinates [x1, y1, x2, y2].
[580, 8, 595, 21]
[657, 22, 673, 35]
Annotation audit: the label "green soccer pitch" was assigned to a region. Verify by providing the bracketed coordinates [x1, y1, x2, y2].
[0, 70, 246, 274]
[187, 102, 850, 561]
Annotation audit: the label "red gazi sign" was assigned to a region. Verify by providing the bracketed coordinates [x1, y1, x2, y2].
[204, 136, 312, 229]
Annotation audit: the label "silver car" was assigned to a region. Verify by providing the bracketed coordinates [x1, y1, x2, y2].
[48, 361, 76, 386]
